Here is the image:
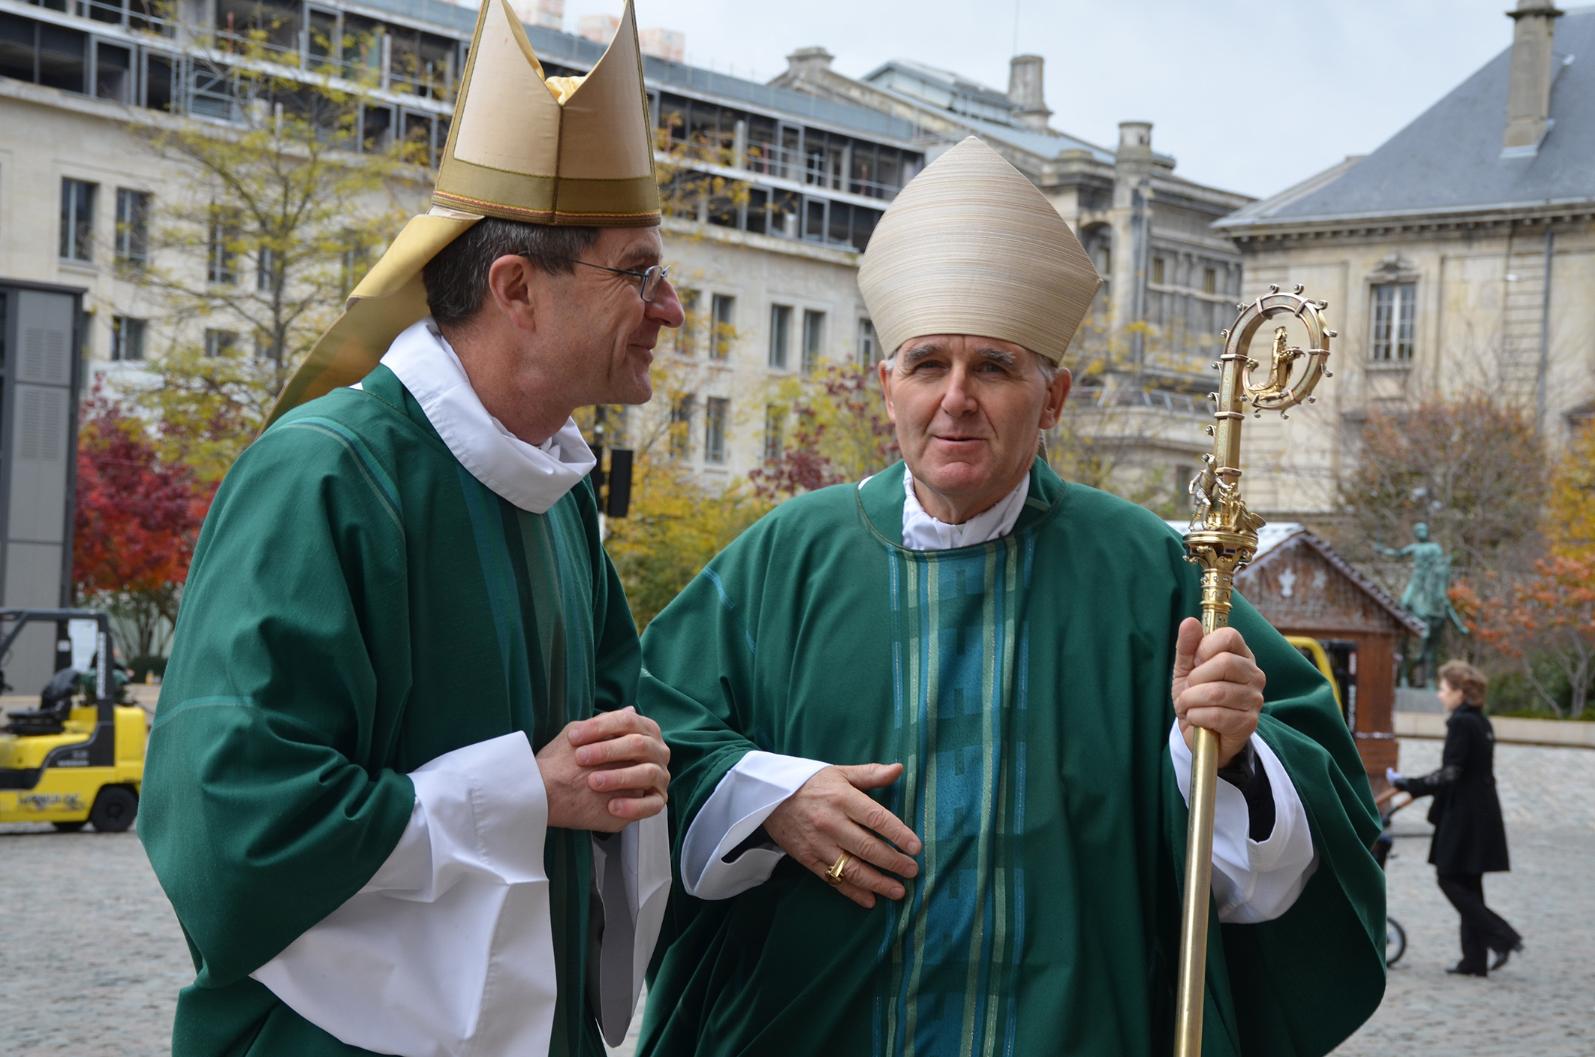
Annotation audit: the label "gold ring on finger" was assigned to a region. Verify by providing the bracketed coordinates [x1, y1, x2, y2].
[825, 852, 850, 885]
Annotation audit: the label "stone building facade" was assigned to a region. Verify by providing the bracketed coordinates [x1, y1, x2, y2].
[1216, 0, 1595, 518]
[774, 49, 1256, 505]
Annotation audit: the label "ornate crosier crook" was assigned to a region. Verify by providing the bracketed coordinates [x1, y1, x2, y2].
[1174, 285, 1334, 1057]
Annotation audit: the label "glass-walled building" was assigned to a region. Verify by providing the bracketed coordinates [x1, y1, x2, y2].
[0, 0, 925, 481]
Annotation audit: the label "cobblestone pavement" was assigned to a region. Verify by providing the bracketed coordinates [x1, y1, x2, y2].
[1332, 738, 1595, 1057]
[3, 738, 1589, 1056]
[0, 825, 189, 1057]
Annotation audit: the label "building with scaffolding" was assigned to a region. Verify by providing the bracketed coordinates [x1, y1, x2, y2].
[0, 0, 929, 486]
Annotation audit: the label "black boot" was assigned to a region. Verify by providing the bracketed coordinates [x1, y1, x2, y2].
[1490, 941, 1523, 972]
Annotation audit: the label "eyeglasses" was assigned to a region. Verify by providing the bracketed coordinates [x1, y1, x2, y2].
[565, 259, 672, 303]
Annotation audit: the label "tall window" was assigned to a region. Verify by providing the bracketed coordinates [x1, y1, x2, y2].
[675, 288, 699, 355]
[204, 328, 238, 358]
[801, 309, 825, 373]
[59, 178, 97, 262]
[110, 316, 146, 361]
[768, 303, 791, 369]
[207, 209, 240, 285]
[257, 245, 278, 293]
[710, 294, 735, 361]
[1172, 463, 1194, 507]
[669, 394, 695, 458]
[705, 397, 728, 464]
[256, 329, 285, 362]
[856, 317, 878, 367]
[763, 404, 784, 463]
[1369, 282, 1416, 362]
[340, 237, 369, 290]
[114, 189, 149, 269]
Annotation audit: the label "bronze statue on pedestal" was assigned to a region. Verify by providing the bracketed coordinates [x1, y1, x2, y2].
[1376, 523, 1469, 687]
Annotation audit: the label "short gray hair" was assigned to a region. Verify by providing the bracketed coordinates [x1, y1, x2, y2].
[423, 218, 601, 326]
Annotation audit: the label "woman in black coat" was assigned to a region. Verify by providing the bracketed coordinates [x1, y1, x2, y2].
[1391, 660, 1523, 977]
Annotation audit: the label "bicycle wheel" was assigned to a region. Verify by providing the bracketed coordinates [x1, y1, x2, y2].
[1386, 916, 1407, 968]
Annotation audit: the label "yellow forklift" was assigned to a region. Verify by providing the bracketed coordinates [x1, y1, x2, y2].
[0, 608, 145, 832]
[1286, 634, 1357, 723]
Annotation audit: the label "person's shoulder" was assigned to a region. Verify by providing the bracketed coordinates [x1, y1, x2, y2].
[764, 480, 861, 526]
[251, 387, 437, 468]
[1444, 707, 1487, 733]
[220, 388, 431, 511]
[1048, 478, 1185, 550]
[712, 481, 864, 567]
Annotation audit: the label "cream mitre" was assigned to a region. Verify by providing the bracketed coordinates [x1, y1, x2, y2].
[858, 136, 1103, 363]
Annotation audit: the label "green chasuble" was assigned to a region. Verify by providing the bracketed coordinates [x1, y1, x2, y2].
[638, 460, 1385, 1057]
[139, 365, 638, 1057]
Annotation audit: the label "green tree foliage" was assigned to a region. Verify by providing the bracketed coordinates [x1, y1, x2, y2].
[605, 456, 770, 629]
[123, 17, 429, 481]
[1546, 419, 1595, 561]
[750, 364, 897, 499]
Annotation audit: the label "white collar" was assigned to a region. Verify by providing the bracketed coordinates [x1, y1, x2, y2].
[900, 469, 1030, 551]
[378, 319, 596, 514]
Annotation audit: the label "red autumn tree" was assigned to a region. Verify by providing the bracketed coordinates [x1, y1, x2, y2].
[73, 387, 213, 663]
[749, 365, 898, 499]
[1456, 553, 1595, 718]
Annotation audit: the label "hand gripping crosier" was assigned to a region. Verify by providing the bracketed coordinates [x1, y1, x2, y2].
[1174, 284, 1334, 1057]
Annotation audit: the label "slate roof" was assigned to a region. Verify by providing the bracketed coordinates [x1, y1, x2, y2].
[1219, 6, 1595, 228]
[859, 59, 1117, 163]
[864, 58, 1016, 112]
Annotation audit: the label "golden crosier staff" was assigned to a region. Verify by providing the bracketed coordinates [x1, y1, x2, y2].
[1174, 285, 1334, 1057]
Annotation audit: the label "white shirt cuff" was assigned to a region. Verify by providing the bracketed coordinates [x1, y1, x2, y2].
[591, 811, 671, 1045]
[680, 750, 829, 899]
[250, 731, 555, 1057]
[1168, 723, 1318, 924]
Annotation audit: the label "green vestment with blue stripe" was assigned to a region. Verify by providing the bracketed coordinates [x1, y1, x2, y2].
[638, 460, 1385, 1057]
[139, 366, 636, 1057]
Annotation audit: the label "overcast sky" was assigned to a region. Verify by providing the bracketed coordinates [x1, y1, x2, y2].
[562, 0, 1527, 199]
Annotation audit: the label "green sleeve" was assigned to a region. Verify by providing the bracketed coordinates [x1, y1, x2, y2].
[138, 424, 417, 988]
[583, 482, 642, 715]
[636, 519, 775, 861]
[1217, 595, 1387, 1055]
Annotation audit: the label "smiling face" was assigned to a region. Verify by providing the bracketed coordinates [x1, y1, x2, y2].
[878, 333, 1070, 524]
[530, 226, 684, 407]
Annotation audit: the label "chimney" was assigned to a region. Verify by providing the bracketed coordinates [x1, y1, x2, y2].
[1116, 121, 1153, 160]
[1503, 0, 1564, 151]
[785, 47, 835, 81]
[1007, 54, 1051, 131]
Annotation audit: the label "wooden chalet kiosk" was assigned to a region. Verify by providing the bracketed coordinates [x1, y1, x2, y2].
[1233, 523, 1424, 779]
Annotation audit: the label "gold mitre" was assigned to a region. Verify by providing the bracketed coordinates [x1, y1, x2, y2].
[268, 0, 658, 423]
[857, 136, 1101, 364]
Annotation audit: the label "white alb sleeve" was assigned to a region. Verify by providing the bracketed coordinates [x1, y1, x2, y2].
[250, 732, 556, 1057]
[1168, 723, 1319, 924]
[679, 750, 829, 899]
[590, 810, 671, 1045]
